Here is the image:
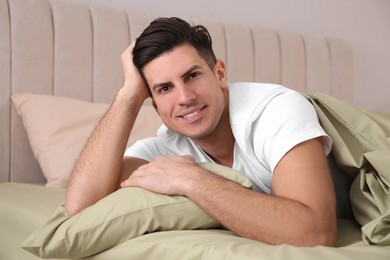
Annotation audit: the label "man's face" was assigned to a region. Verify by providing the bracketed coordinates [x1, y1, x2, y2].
[143, 44, 228, 140]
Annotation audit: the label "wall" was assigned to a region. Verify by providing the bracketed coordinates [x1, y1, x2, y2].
[71, 0, 390, 111]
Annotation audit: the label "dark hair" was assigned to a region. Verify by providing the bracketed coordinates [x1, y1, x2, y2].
[133, 17, 217, 73]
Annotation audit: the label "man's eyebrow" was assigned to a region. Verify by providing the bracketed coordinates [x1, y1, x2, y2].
[152, 81, 171, 91]
[152, 65, 202, 91]
[181, 65, 202, 79]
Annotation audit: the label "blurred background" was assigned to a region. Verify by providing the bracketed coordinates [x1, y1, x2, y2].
[70, 0, 390, 112]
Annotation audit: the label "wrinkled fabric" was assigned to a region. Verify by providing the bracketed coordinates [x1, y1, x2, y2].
[305, 93, 390, 246]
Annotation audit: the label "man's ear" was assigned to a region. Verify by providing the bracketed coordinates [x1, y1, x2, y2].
[215, 60, 227, 88]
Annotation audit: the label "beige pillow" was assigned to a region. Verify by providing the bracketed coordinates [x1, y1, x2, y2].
[21, 162, 253, 259]
[11, 93, 162, 188]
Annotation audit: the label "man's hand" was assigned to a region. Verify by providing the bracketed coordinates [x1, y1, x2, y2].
[121, 155, 201, 195]
[120, 41, 150, 101]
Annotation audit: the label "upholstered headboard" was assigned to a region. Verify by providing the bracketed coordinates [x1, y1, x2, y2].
[0, 0, 353, 184]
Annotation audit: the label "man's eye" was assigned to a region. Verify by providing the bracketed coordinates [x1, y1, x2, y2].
[160, 86, 171, 93]
[189, 72, 200, 79]
[185, 72, 200, 83]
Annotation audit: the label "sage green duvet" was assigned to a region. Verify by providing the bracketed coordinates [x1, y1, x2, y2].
[1, 183, 389, 260]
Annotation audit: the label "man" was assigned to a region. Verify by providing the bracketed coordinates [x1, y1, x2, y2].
[65, 17, 337, 247]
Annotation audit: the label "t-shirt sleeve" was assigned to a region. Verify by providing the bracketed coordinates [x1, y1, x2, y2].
[252, 91, 332, 172]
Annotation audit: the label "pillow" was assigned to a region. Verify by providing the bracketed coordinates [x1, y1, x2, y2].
[11, 93, 162, 188]
[21, 162, 253, 259]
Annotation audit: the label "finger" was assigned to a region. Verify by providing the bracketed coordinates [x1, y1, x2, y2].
[120, 179, 131, 188]
[120, 172, 139, 188]
[121, 164, 148, 188]
[120, 176, 141, 188]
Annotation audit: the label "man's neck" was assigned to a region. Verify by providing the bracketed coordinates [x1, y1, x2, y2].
[191, 87, 234, 167]
[198, 135, 235, 167]
[192, 112, 235, 168]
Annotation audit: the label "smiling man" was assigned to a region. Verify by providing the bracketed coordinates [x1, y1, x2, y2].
[65, 17, 337, 247]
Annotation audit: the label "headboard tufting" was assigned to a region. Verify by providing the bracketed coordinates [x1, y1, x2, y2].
[0, 0, 353, 184]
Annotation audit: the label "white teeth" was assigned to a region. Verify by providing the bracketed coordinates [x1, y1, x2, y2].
[183, 110, 199, 118]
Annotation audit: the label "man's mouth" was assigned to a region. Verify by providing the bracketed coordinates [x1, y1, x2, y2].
[178, 105, 206, 121]
[182, 109, 201, 119]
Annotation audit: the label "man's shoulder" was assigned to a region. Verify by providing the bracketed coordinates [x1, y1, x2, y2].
[228, 82, 296, 124]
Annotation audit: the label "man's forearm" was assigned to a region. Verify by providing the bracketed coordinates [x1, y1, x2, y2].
[65, 87, 145, 216]
[185, 171, 336, 247]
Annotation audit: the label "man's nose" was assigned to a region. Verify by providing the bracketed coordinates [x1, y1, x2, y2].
[177, 85, 196, 104]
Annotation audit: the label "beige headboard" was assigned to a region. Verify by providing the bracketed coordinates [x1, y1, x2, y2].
[0, 0, 353, 184]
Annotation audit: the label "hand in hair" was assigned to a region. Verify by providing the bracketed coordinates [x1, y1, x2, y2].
[120, 41, 150, 101]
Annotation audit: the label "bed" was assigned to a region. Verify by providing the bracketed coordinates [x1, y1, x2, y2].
[1, 0, 389, 259]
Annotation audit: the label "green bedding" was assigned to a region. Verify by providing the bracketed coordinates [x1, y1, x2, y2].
[305, 93, 390, 246]
[0, 183, 65, 260]
[1, 182, 389, 260]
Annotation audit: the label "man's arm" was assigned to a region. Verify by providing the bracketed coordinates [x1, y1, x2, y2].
[121, 137, 337, 246]
[65, 43, 149, 216]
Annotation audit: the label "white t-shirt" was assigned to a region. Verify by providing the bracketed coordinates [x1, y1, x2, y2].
[124, 83, 332, 193]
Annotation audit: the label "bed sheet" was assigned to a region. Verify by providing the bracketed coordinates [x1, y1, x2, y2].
[1, 182, 389, 260]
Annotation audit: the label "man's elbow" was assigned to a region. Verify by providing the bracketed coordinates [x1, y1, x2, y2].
[64, 194, 91, 216]
[316, 227, 337, 247]
[286, 210, 337, 247]
[304, 221, 337, 247]
[64, 201, 82, 217]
